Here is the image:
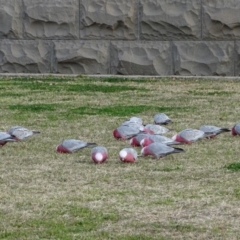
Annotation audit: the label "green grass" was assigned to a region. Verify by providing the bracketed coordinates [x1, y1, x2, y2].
[1, 76, 240, 239]
[0, 205, 118, 239]
[224, 162, 240, 171]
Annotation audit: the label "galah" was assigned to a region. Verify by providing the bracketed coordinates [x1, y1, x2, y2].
[231, 123, 240, 136]
[56, 139, 97, 153]
[154, 113, 172, 125]
[7, 126, 40, 140]
[91, 146, 108, 164]
[129, 133, 152, 147]
[113, 126, 143, 140]
[121, 120, 145, 131]
[144, 124, 170, 135]
[0, 132, 16, 146]
[128, 116, 143, 125]
[141, 142, 184, 159]
[199, 125, 230, 138]
[172, 128, 206, 144]
[119, 148, 138, 163]
[140, 135, 180, 147]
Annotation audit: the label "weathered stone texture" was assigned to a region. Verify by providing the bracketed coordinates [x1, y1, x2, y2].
[23, 0, 79, 39]
[203, 0, 240, 39]
[111, 41, 172, 75]
[173, 41, 234, 76]
[0, 0, 23, 39]
[0, 40, 52, 73]
[140, 0, 201, 40]
[53, 41, 110, 74]
[234, 42, 240, 76]
[80, 0, 138, 40]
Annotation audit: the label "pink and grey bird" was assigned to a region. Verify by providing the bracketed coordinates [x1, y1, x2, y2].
[130, 133, 152, 147]
[128, 116, 144, 125]
[91, 146, 108, 164]
[140, 135, 180, 147]
[113, 126, 143, 140]
[141, 142, 184, 159]
[0, 132, 17, 146]
[7, 126, 40, 140]
[199, 125, 230, 138]
[121, 120, 145, 131]
[144, 124, 170, 135]
[231, 123, 240, 136]
[119, 148, 138, 163]
[56, 139, 97, 153]
[154, 113, 172, 125]
[172, 128, 206, 144]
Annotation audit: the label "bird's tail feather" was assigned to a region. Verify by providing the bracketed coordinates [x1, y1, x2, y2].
[86, 143, 98, 147]
[173, 147, 184, 153]
[220, 128, 231, 132]
[33, 131, 41, 134]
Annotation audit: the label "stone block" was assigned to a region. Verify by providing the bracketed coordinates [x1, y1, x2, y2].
[234, 42, 240, 76]
[23, 0, 79, 39]
[0, 0, 23, 39]
[111, 41, 172, 75]
[140, 0, 201, 40]
[53, 41, 110, 74]
[173, 41, 234, 76]
[0, 40, 52, 73]
[203, 0, 240, 39]
[80, 0, 138, 40]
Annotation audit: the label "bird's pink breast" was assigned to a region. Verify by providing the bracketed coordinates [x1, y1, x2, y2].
[176, 134, 192, 144]
[92, 152, 108, 164]
[120, 153, 135, 163]
[231, 127, 238, 136]
[130, 137, 140, 147]
[56, 145, 71, 153]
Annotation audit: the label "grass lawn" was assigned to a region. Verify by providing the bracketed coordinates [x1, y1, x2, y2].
[0, 76, 240, 239]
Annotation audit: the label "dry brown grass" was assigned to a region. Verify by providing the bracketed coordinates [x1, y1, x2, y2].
[0, 76, 240, 239]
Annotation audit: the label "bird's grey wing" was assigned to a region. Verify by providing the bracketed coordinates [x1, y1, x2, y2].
[234, 123, 240, 133]
[154, 113, 170, 124]
[62, 139, 87, 152]
[119, 126, 140, 138]
[200, 125, 219, 133]
[91, 146, 107, 154]
[129, 117, 143, 125]
[149, 135, 169, 142]
[148, 143, 173, 157]
[8, 126, 22, 135]
[0, 132, 13, 141]
[180, 129, 205, 141]
[136, 133, 150, 142]
[11, 128, 32, 140]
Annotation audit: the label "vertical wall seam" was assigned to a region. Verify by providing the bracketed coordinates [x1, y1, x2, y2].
[79, 0, 81, 40]
[137, 0, 140, 41]
[109, 41, 112, 74]
[234, 40, 236, 76]
[200, 0, 203, 40]
[50, 40, 54, 73]
[170, 40, 175, 75]
[21, 0, 25, 39]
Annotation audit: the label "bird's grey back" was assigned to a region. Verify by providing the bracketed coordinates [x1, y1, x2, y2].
[118, 126, 140, 138]
[62, 139, 88, 152]
[0, 132, 13, 141]
[154, 113, 169, 123]
[148, 143, 175, 156]
[179, 129, 205, 141]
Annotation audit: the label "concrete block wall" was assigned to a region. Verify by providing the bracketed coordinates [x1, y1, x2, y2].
[0, 0, 240, 76]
